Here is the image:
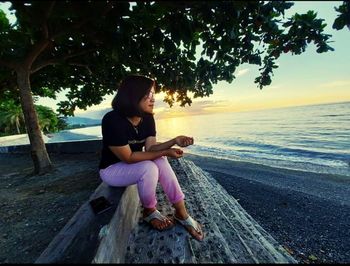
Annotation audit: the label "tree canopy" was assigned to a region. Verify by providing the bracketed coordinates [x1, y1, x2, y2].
[2, 1, 347, 113]
[0, 1, 348, 174]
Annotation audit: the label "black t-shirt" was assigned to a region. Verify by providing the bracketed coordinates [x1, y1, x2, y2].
[99, 110, 156, 169]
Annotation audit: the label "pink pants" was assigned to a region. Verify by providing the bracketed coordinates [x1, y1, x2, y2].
[99, 156, 185, 208]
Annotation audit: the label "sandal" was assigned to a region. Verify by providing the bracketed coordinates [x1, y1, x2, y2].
[174, 215, 204, 241]
[143, 209, 174, 231]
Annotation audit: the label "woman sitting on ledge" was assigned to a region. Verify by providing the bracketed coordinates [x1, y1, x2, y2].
[98, 75, 204, 241]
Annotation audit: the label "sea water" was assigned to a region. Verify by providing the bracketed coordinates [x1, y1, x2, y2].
[51, 101, 350, 177]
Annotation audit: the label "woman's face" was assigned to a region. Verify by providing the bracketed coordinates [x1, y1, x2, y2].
[139, 85, 155, 114]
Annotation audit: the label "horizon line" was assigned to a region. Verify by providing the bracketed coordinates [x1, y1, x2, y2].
[73, 99, 349, 120]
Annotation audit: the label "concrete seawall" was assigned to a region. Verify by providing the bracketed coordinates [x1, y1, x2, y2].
[0, 139, 102, 154]
[2, 140, 296, 263]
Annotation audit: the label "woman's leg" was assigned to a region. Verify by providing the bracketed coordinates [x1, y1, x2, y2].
[153, 156, 204, 240]
[153, 156, 185, 206]
[99, 160, 159, 208]
[99, 160, 173, 230]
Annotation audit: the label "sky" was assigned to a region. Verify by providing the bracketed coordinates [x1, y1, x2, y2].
[1, 1, 349, 120]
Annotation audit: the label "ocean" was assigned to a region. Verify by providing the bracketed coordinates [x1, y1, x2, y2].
[51, 101, 350, 177]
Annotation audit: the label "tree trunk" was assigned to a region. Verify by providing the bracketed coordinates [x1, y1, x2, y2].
[17, 68, 53, 174]
[15, 117, 20, 134]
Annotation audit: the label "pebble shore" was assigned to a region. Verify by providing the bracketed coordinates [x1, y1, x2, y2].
[184, 153, 350, 263]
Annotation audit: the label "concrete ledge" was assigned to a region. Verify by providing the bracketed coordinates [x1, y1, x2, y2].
[92, 185, 141, 263]
[0, 139, 102, 154]
[35, 182, 126, 264]
[123, 158, 297, 263]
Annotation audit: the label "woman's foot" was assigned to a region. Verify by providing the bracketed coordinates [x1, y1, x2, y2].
[143, 208, 174, 231]
[174, 214, 204, 241]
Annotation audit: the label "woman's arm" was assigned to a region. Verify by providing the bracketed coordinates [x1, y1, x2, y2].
[109, 144, 183, 164]
[146, 135, 194, 152]
[145, 136, 175, 152]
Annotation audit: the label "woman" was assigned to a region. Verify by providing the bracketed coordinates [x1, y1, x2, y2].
[99, 75, 204, 241]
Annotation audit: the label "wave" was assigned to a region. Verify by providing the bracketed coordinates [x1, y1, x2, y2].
[188, 145, 350, 177]
[201, 138, 349, 160]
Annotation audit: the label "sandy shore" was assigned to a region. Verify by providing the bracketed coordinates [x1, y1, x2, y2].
[0, 151, 349, 263]
[184, 153, 350, 263]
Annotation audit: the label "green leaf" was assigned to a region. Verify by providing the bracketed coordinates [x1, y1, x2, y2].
[0, 9, 10, 31]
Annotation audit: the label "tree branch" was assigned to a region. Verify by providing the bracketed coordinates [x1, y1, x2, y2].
[51, 2, 114, 40]
[52, 19, 88, 40]
[42, 23, 49, 39]
[41, 1, 56, 39]
[68, 62, 93, 75]
[31, 48, 96, 74]
[30, 2, 113, 73]
[24, 39, 51, 68]
[45, 1, 56, 19]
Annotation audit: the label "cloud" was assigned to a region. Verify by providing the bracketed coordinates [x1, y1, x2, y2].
[265, 84, 281, 90]
[154, 99, 232, 119]
[236, 68, 249, 77]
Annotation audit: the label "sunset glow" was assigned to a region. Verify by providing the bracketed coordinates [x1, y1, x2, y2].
[1, 1, 349, 119]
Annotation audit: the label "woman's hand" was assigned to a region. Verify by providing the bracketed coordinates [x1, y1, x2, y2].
[165, 148, 184, 158]
[175, 136, 194, 147]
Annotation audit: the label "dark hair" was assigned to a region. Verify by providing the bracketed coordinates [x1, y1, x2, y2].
[112, 75, 155, 117]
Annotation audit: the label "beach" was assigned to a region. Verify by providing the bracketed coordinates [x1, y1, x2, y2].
[0, 151, 349, 263]
[184, 153, 350, 263]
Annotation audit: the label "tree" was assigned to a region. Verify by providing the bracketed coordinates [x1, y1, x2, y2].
[0, 98, 25, 135]
[35, 105, 60, 134]
[0, 1, 348, 174]
[0, 97, 65, 136]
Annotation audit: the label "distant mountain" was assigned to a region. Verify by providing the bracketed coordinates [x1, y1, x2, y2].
[75, 108, 112, 120]
[65, 116, 101, 126]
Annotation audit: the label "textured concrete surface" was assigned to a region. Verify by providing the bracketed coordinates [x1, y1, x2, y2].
[92, 185, 140, 263]
[34, 182, 126, 264]
[94, 158, 296, 263]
